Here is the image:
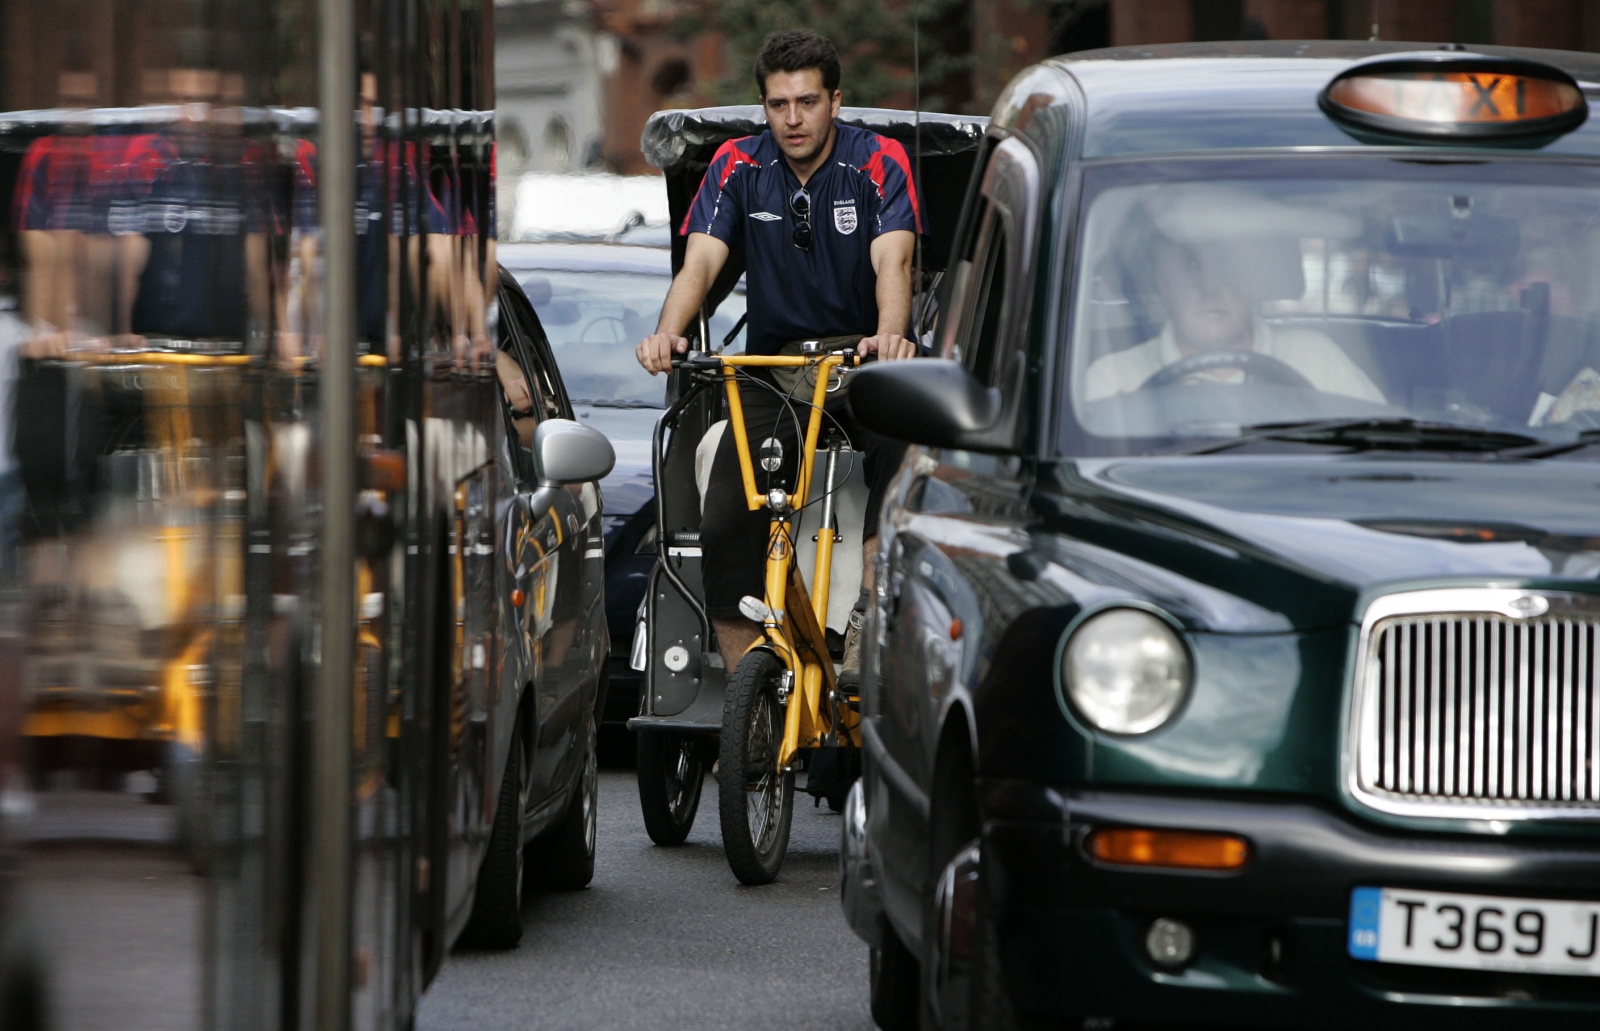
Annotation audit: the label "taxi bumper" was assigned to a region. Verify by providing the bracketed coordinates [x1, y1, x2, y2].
[982, 783, 1600, 1028]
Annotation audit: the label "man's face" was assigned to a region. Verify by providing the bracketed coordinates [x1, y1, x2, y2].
[762, 68, 840, 165]
[1153, 241, 1253, 353]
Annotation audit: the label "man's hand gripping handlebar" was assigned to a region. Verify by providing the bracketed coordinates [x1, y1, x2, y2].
[637, 331, 689, 375]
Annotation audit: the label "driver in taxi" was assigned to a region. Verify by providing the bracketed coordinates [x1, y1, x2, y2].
[1085, 234, 1385, 404]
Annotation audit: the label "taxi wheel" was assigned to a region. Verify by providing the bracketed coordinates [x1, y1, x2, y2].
[969, 856, 1076, 1031]
[969, 875, 1020, 1031]
[717, 649, 794, 885]
[532, 715, 598, 891]
[869, 917, 921, 1031]
[460, 729, 529, 949]
[637, 731, 704, 846]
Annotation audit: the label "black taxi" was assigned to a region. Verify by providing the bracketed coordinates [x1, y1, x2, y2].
[841, 41, 1600, 1030]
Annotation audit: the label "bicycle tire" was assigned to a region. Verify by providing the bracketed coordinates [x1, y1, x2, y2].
[717, 649, 794, 885]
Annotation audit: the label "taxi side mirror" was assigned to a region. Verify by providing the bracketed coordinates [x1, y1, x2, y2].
[534, 419, 616, 487]
[847, 359, 1012, 453]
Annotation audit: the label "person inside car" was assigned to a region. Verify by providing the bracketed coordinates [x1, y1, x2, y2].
[634, 29, 920, 679]
[1086, 218, 1385, 404]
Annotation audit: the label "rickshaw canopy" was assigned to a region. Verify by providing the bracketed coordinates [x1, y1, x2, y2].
[641, 105, 989, 331]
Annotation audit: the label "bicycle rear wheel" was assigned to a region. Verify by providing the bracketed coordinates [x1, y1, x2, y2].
[717, 649, 794, 885]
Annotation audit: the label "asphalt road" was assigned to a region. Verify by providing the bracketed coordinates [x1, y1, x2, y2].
[416, 761, 877, 1031]
[20, 789, 202, 1031]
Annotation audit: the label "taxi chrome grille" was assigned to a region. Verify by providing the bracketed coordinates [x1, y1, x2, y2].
[1350, 590, 1600, 819]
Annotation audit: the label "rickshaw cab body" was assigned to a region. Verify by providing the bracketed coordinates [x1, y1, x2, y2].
[840, 42, 1600, 1029]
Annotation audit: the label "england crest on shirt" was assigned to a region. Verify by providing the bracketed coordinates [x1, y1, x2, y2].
[833, 200, 857, 235]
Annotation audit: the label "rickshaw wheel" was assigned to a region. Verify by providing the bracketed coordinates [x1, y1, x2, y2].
[717, 649, 794, 885]
[636, 729, 704, 846]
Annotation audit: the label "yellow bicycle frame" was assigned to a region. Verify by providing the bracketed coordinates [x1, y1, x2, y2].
[714, 352, 864, 770]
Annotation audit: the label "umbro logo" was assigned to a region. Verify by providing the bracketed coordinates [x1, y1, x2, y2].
[750, 211, 781, 221]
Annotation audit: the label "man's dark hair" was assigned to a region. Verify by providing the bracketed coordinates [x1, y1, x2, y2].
[753, 30, 841, 97]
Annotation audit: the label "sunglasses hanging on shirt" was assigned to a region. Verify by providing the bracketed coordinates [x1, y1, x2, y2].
[789, 188, 812, 251]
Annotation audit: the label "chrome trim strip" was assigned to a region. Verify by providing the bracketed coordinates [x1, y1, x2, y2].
[1347, 588, 1600, 822]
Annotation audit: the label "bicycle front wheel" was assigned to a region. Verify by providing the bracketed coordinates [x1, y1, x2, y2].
[717, 649, 794, 885]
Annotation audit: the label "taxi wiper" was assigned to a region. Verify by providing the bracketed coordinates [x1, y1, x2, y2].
[1501, 428, 1600, 459]
[1184, 418, 1540, 455]
[571, 398, 665, 410]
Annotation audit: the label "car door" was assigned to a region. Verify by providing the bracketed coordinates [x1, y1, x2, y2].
[497, 276, 598, 816]
[873, 135, 1045, 915]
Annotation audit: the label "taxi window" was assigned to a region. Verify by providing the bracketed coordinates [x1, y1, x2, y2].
[1063, 158, 1600, 456]
[944, 137, 1037, 403]
[967, 210, 1009, 386]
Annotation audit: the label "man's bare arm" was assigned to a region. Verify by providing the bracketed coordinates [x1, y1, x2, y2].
[636, 232, 730, 374]
[861, 229, 916, 360]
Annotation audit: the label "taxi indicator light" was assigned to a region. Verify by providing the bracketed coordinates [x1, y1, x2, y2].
[1086, 827, 1250, 871]
[1320, 54, 1587, 141]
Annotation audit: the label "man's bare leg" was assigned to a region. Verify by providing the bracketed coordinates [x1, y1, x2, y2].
[714, 617, 763, 674]
[861, 535, 878, 594]
[716, 537, 877, 674]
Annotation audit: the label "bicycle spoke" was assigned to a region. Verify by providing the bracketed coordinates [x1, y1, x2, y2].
[745, 687, 770, 847]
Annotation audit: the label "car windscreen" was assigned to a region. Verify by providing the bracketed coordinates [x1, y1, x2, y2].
[520, 268, 748, 407]
[1062, 157, 1600, 456]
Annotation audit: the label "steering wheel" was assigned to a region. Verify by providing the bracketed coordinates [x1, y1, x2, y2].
[1139, 349, 1315, 392]
[579, 316, 626, 344]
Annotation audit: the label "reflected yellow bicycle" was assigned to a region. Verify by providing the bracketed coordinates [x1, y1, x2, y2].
[673, 344, 865, 885]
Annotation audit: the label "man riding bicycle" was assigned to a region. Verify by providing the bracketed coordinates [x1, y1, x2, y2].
[636, 29, 920, 683]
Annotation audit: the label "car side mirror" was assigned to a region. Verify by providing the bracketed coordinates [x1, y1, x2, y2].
[534, 419, 615, 487]
[846, 359, 1010, 452]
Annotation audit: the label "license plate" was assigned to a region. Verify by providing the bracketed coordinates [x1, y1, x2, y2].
[1349, 887, 1600, 976]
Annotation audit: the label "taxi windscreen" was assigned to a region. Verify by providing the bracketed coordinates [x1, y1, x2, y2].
[1066, 158, 1600, 455]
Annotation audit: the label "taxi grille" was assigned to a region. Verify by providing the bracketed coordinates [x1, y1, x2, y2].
[1359, 614, 1600, 810]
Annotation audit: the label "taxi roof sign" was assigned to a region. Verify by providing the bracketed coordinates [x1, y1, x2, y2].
[1319, 53, 1587, 141]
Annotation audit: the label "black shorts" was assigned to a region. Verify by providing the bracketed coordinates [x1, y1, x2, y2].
[700, 379, 907, 621]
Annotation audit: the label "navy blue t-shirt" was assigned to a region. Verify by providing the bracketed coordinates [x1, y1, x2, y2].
[681, 124, 922, 356]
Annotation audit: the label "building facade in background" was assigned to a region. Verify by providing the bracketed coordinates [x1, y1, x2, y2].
[496, 0, 608, 180]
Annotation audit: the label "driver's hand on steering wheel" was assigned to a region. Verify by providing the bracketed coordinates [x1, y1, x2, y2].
[860, 333, 917, 361]
[637, 332, 688, 375]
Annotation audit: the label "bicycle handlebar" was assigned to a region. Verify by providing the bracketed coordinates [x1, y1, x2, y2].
[669, 350, 872, 372]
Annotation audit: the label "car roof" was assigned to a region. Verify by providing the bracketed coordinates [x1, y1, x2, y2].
[1041, 41, 1600, 160]
[497, 242, 671, 276]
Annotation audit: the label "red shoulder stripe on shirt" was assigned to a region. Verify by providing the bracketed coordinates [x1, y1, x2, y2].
[861, 135, 921, 232]
[679, 137, 759, 236]
[295, 138, 318, 186]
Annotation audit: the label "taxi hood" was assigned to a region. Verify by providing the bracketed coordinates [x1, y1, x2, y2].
[1038, 455, 1600, 633]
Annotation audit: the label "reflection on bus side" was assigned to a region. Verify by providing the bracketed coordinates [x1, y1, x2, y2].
[0, 0, 508, 1028]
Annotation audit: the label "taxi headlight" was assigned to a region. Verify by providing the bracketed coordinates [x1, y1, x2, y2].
[1061, 608, 1191, 735]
